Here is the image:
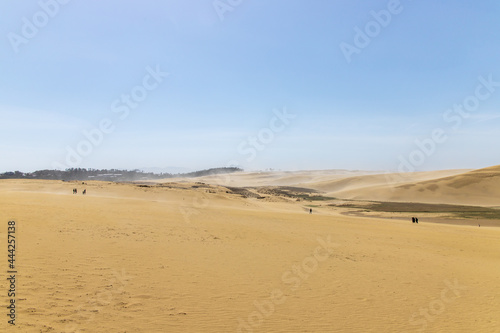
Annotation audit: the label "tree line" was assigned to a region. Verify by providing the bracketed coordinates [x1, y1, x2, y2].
[0, 167, 242, 182]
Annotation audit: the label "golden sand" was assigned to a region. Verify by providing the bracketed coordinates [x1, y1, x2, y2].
[1, 168, 499, 332]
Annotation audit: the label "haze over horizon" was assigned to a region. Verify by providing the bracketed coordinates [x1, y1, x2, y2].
[1, 0, 500, 173]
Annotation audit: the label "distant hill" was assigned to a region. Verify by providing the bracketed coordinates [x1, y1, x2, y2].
[0, 167, 242, 182]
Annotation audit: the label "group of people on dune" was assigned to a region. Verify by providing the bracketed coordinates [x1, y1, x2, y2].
[411, 217, 419, 223]
[72, 188, 86, 195]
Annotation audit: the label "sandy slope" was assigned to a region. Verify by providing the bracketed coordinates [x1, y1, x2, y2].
[167, 166, 500, 207]
[0, 179, 499, 332]
[319, 165, 500, 206]
[159, 169, 380, 188]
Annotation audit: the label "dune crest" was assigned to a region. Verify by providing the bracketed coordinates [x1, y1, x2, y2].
[1, 167, 499, 332]
[167, 166, 500, 206]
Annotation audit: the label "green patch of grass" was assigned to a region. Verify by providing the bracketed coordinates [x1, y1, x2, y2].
[294, 194, 337, 201]
[330, 201, 500, 219]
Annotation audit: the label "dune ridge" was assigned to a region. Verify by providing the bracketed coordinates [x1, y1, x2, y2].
[165, 165, 500, 207]
[0, 166, 499, 332]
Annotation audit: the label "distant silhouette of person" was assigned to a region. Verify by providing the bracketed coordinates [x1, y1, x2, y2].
[73, 188, 77, 194]
[412, 217, 415, 223]
[82, 189, 86, 195]
[415, 217, 418, 224]
[309, 208, 312, 214]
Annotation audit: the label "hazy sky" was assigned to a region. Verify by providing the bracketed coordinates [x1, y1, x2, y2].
[1, 0, 500, 173]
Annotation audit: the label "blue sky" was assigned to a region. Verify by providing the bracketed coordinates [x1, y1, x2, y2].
[1, 0, 499, 173]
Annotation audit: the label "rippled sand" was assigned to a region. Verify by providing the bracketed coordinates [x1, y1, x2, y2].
[1, 172, 499, 332]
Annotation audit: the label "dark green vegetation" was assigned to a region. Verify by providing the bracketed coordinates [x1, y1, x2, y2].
[255, 187, 337, 201]
[226, 187, 265, 199]
[331, 201, 500, 219]
[0, 167, 242, 182]
[293, 194, 337, 201]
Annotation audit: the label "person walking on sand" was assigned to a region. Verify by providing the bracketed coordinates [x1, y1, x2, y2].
[412, 217, 415, 223]
[310, 208, 312, 214]
[415, 217, 418, 224]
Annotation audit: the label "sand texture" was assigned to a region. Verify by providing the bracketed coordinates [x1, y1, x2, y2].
[1, 168, 500, 332]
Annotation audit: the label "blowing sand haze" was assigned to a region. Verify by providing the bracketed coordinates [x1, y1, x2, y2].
[1, 167, 500, 332]
[3, 1, 500, 331]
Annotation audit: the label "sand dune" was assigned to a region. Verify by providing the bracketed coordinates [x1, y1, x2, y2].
[323, 166, 500, 206]
[298, 169, 468, 195]
[1, 170, 500, 332]
[169, 166, 500, 207]
[162, 169, 379, 188]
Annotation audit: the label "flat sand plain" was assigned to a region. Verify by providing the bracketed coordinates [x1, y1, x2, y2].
[1, 167, 500, 332]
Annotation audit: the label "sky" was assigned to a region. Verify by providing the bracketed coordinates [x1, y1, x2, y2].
[1, 0, 500, 173]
